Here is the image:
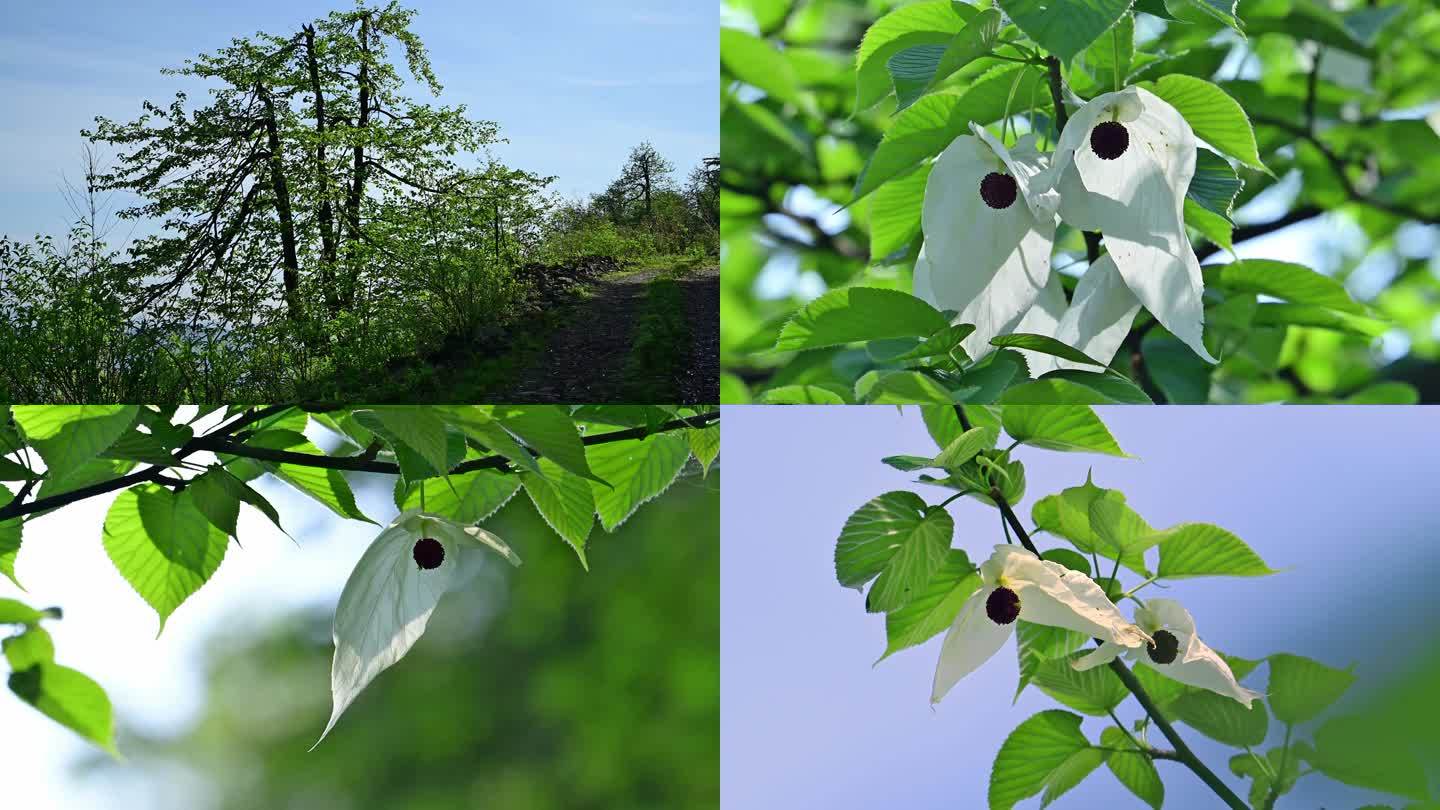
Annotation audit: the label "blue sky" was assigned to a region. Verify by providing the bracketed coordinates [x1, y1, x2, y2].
[0, 0, 717, 241]
[721, 405, 1440, 808]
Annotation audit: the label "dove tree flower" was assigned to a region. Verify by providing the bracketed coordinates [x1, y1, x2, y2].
[314, 509, 522, 747]
[1001, 254, 1144, 376]
[1039, 86, 1217, 365]
[914, 123, 1059, 360]
[1073, 597, 1262, 707]
[932, 545, 1151, 704]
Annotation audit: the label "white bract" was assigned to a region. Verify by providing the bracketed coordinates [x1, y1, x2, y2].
[932, 545, 1150, 704]
[1040, 86, 1217, 364]
[1003, 254, 1143, 375]
[1073, 597, 1262, 707]
[915, 124, 1057, 360]
[314, 509, 521, 747]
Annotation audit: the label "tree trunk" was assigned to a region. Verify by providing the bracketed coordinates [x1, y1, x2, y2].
[303, 24, 339, 313]
[642, 161, 652, 219]
[258, 82, 302, 321]
[341, 12, 371, 309]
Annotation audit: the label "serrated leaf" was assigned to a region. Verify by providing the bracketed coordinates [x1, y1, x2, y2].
[997, 0, 1133, 63]
[396, 468, 521, 524]
[1016, 622, 1088, 700]
[1203, 259, 1367, 315]
[1101, 727, 1164, 808]
[521, 458, 595, 568]
[101, 484, 229, 633]
[835, 491, 953, 613]
[1187, 148, 1242, 225]
[491, 405, 601, 483]
[854, 0, 977, 113]
[8, 662, 117, 754]
[880, 549, 979, 660]
[237, 431, 373, 524]
[989, 710, 1090, 810]
[776, 287, 949, 351]
[1041, 747, 1107, 807]
[991, 333, 1105, 367]
[11, 406, 138, 484]
[188, 467, 287, 539]
[1002, 406, 1126, 456]
[1031, 652, 1131, 716]
[586, 433, 691, 532]
[1170, 688, 1268, 746]
[687, 423, 720, 476]
[1144, 74, 1266, 172]
[1156, 523, 1275, 578]
[1266, 653, 1355, 725]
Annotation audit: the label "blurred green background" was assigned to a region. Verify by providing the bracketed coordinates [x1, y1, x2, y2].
[81, 471, 720, 810]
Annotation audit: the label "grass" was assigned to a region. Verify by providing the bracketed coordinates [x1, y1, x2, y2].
[619, 261, 696, 401]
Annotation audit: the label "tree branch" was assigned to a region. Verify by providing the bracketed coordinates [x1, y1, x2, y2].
[988, 487, 1251, 810]
[0, 411, 718, 522]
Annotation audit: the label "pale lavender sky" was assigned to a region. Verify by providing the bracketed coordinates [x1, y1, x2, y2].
[721, 405, 1440, 809]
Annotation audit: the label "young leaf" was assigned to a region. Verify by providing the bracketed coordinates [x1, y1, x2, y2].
[521, 458, 595, 568]
[102, 484, 229, 633]
[8, 662, 118, 755]
[586, 433, 691, 531]
[317, 511, 520, 747]
[934, 426, 999, 468]
[10, 405, 138, 484]
[835, 491, 953, 614]
[989, 710, 1091, 810]
[686, 423, 720, 476]
[776, 287, 949, 352]
[1266, 653, 1355, 724]
[1002, 406, 1127, 456]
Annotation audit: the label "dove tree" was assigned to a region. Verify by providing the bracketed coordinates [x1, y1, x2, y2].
[834, 404, 1427, 808]
[721, 0, 1436, 405]
[0, 404, 719, 753]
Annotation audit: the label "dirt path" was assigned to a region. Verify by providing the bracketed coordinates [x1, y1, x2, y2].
[498, 263, 718, 403]
[675, 264, 719, 404]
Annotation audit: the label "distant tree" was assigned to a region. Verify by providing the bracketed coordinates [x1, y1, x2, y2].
[613, 141, 676, 221]
[687, 156, 719, 230]
[84, 1, 540, 325]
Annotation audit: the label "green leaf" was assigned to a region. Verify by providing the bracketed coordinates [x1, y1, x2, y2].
[1266, 653, 1355, 725]
[8, 662, 117, 754]
[1144, 75, 1266, 172]
[100, 428, 186, 467]
[857, 370, 958, 404]
[1170, 688, 1268, 746]
[894, 323, 975, 364]
[869, 163, 930, 261]
[852, 64, 1049, 200]
[835, 491, 953, 613]
[1309, 714, 1430, 800]
[934, 426, 999, 468]
[989, 710, 1091, 810]
[1187, 148, 1242, 225]
[997, 0, 1133, 63]
[102, 484, 229, 633]
[521, 458, 595, 568]
[687, 423, 720, 476]
[1132, 659, 1190, 710]
[1101, 727, 1164, 809]
[1041, 746, 1107, 807]
[238, 431, 373, 524]
[1141, 332, 1212, 403]
[1, 494, 20, 588]
[586, 433, 691, 532]
[0, 598, 47, 625]
[397, 468, 520, 523]
[188, 467, 287, 539]
[11, 405, 139, 484]
[721, 27, 803, 107]
[854, 0, 977, 113]
[1002, 405, 1127, 455]
[759, 384, 849, 404]
[362, 406, 452, 478]
[1031, 472, 1121, 555]
[880, 549, 980, 660]
[433, 407, 542, 476]
[0, 456, 35, 481]
[1155, 523, 1276, 578]
[30, 458, 137, 519]
[1036, 371, 1154, 405]
[1204, 260, 1368, 315]
[1016, 622, 1088, 699]
[1040, 548, 1092, 577]
[491, 405, 602, 483]
[991, 333, 1106, 367]
[956, 349, 1031, 404]
[888, 9, 1004, 111]
[1252, 303, 1389, 338]
[776, 287, 949, 351]
[1031, 652, 1131, 716]
[3, 625, 55, 670]
[1088, 496, 1159, 576]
